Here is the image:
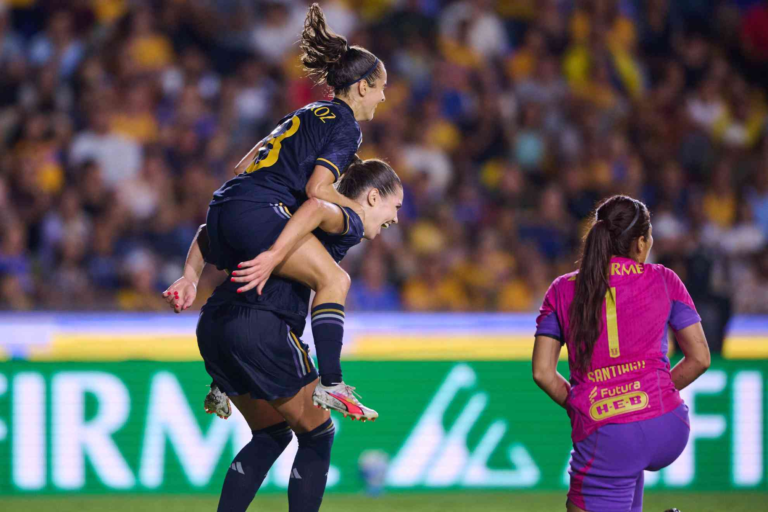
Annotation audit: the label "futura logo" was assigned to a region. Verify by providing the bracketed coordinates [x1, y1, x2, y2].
[386, 364, 540, 488]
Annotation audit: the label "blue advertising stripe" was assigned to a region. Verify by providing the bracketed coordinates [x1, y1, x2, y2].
[0, 314, 766, 361]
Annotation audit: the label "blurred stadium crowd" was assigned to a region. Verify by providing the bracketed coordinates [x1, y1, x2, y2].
[1, 0, 767, 342]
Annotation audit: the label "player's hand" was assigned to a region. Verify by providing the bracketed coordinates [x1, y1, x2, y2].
[230, 250, 280, 295]
[162, 276, 198, 313]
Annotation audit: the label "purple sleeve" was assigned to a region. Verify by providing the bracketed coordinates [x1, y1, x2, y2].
[535, 281, 563, 343]
[664, 267, 702, 332]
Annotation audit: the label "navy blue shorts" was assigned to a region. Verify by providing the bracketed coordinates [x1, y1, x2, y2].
[196, 303, 317, 401]
[204, 200, 311, 334]
[206, 201, 293, 273]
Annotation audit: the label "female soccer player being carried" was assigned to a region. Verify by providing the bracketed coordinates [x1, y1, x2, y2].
[168, 2, 386, 418]
[228, 157, 402, 416]
[532, 195, 711, 512]
[167, 158, 401, 512]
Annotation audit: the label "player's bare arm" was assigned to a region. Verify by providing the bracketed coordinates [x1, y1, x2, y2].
[306, 164, 365, 218]
[162, 224, 208, 312]
[233, 139, 265, 175]
[532, 335, 571, 408]
[670, 322, 711, 390]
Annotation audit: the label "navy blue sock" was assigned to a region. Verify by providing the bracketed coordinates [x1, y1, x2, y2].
[217, 421, 293, 512]
[288, 418, 335, 512]
[311, 303, 344, 386]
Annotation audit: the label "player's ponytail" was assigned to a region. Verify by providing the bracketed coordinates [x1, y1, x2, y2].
[338, 157, 401, 199]
[569, 196, 650, 372]
[300, 3, 382, 95]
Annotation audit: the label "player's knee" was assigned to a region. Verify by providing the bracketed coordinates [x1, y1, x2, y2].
[333, 268, 351, 295]
[317, 267, 351, 296]
[296, 417, 335, 449]
[267, 422, 294, 451]
[285, 402, 331, 434]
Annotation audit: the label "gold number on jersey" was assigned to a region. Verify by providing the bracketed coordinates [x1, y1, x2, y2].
[311, 106, 336, 123]
[605, 287, 620, 358]
[246, 116, 301, 173]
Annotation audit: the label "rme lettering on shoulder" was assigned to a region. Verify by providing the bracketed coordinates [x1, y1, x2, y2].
[587, 360, 646, 383]
[611, 262, 644, 276]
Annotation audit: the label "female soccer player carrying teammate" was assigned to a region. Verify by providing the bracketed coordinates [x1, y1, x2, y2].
[165, 158, 401, 512]
[168, 2, 386, 418]
[532, 195, 711, 512]
[228, 157, 401, 417]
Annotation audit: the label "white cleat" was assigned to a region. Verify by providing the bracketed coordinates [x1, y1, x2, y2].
[204, 383, 232, 419]
[313, 382, 379, 422]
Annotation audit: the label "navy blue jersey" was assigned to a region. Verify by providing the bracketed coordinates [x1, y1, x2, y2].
[314, 206, 365, 262]
[211, 99, 362, 208]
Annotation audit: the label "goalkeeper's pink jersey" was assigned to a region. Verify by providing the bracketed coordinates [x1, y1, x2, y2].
[535, 256, 701, 443]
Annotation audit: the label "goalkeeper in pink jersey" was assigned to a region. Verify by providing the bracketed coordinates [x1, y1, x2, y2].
[532, 195, 711, 512]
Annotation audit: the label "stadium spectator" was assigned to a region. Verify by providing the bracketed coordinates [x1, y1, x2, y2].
[0, 0, 765, 352]
[28, 10, 84, 78]
[348, 253, 401, 311]
[69, 106, 142, 189]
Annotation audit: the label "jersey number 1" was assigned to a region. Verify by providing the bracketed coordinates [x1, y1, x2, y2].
[605, 287, 620, 358]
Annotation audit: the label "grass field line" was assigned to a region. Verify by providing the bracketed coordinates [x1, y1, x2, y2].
[3, 491, 766, 511]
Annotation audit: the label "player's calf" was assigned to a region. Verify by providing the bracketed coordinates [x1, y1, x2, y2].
[288, 417, 335, 512]
[219, 421, 293, 512]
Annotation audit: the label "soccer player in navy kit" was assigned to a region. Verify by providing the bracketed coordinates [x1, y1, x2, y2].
[167, 3, 385, 412]
[165, 158, 401, 512]
[229, 158, 402, 419]
[207, 3, 386, 418]
[163, 4, 391, 509]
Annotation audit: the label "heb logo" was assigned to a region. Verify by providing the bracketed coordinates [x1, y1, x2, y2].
[589, 391, 649, 421]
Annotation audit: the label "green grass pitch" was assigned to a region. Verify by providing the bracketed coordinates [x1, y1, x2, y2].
[5, 492, 766, 511]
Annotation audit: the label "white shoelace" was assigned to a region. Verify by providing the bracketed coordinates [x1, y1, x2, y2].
[327, 383, 363, 404]
[342, 384, 363, 403]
